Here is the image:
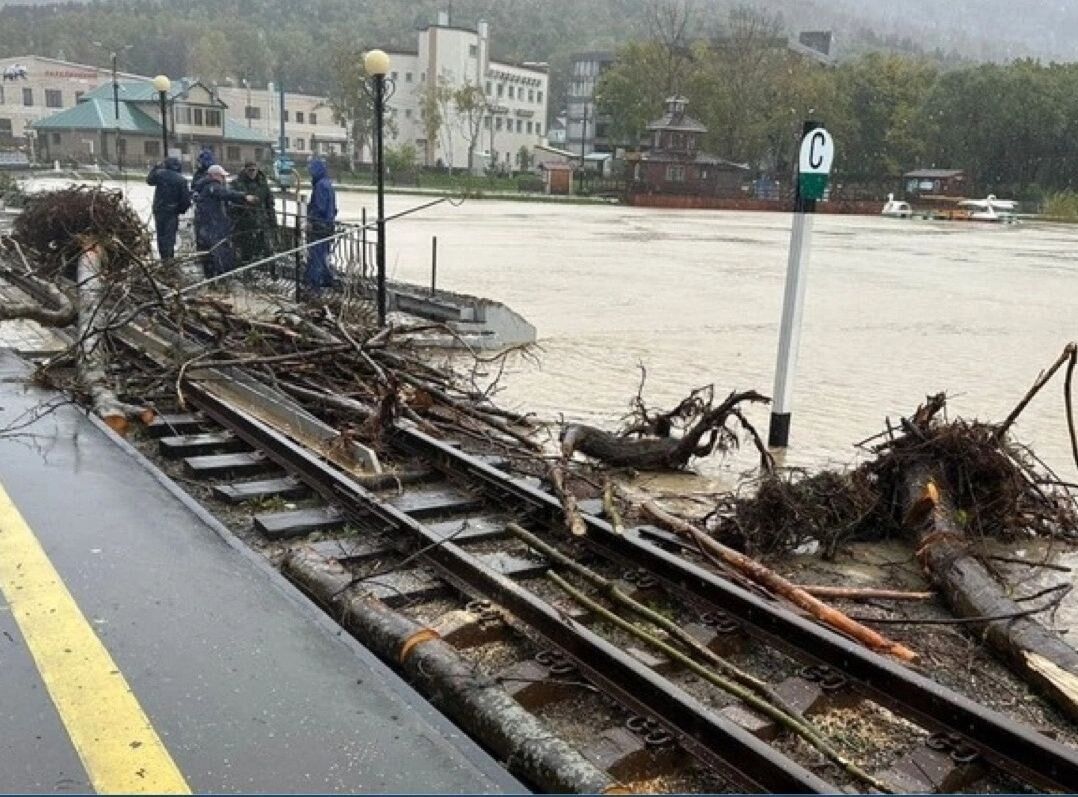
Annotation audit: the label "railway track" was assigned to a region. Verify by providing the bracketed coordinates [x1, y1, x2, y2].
[107, 320, 1078, 795]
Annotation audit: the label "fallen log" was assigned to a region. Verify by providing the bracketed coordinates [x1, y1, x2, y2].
[642, 501, 919, 662]
[905, 466, 1078, 720]
[283, 546, 621, 794]
[561, 389, 769, 470]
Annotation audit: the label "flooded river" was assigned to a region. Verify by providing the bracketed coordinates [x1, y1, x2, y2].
[24, 178, 1078, 483]
[357, 193, 1078, 483]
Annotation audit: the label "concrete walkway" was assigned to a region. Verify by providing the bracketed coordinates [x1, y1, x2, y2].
[0, 350, 523, 794]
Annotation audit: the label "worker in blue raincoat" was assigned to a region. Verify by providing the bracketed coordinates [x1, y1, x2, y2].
[196, 164, 257, 279]
[145, 156, 189, 260]
[304, 158, 338, 289]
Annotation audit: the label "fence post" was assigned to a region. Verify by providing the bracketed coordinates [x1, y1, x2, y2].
[294, 193, 305, 301]
[361, 207, 367, 279]
[430, 235, 437, 296]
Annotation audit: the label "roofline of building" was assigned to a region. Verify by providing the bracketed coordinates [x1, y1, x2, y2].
[1, 53, 149, 80]
[417, 22, 480, 35]
[489, 59, 548, 75]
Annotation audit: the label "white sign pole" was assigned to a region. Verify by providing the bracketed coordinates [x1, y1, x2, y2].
[768, 121, 833, 448]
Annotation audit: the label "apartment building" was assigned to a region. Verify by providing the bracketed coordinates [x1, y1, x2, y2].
[385, 14, 549, 171]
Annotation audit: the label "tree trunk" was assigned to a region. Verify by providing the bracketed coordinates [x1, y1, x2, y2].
[283, 546, 620, 794]
[76, 246, 147, 433]
[905, 466, 1078, 720]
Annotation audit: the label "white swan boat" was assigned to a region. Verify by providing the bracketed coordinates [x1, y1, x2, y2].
[958, 194, 1018, 223]
[881, 193, 912, 218]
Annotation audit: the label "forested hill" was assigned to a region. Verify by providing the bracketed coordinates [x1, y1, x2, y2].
[0, 0, 1071, 100]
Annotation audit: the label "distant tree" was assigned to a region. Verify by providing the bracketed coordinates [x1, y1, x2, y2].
[420, 75, 452, 167]
[516, 145, 533, 171]
[454, 81, 490, 174]
[385, 143, 418, 183]
[595, 41, 671, 148]
[327, 42, 375, 170]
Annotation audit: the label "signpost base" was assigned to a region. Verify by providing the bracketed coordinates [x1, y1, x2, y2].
[768, 412, 792, 449]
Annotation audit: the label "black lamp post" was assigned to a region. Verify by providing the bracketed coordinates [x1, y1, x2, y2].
[152, 74, 171, 159]
[364, 49, 391, 327]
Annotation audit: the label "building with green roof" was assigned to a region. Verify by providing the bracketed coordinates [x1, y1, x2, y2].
[32, 77, 274, 169]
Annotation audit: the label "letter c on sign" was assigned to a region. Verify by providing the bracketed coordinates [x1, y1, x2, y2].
[808, 131, 826, 170]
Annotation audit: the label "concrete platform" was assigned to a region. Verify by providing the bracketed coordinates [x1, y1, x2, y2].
[0, 351, 524, 794]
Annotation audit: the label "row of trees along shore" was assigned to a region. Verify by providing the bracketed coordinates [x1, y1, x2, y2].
[597, 7, 1078, 203]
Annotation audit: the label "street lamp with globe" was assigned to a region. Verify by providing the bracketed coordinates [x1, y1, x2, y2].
[152, 74, 171, 160]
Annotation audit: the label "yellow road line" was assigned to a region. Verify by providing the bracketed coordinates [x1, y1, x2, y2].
[0, 483, 190, 795]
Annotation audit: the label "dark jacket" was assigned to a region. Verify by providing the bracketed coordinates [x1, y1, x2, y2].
[191, 150, 217, 241]
[146, 157, 190, 217]
[195, 178, 249, 247]
[230, 169, 277, 228]
[306, 159, 337, 235]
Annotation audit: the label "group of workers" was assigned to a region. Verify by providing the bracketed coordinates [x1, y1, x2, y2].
[146, 148, 338, 290]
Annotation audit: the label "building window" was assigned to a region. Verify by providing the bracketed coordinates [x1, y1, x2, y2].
[469, 44, 477, 57]
[45, 89, 62, 108]
[507, 86, 514, 99]
[144, 140, 160, 157]
[665, 164, 685, 182]
[538, 90, 544, 103]
[528, 89, 534, 102]
[282, 136, 290, 149]
[406, 72, 413, 82]
[526, 121, 532, 134]
[536, 123, 541, 135]
[0, 86, 4, 104]
[206, 109, 221, 126]
[22, 88, 33, 106]
[51, 132, 61, 145]
[391, 71, 398, 81]
[296, 111, 304, 124]
[0, 118, 11, 136]
[495, 117, 502, 131]
[283, 110, 289, 122]
[193, 108, 204, 125]
[296, 138, 305, 150]
[254, 146, 263, 159]
[516, 119, 522, 133]
[226, 145, 241, 161]
[245, 105, 261, 120]
[309, 113, 317, 125]
[404, 108, 412, 119]
[483, 116, 490, 128]
[497, 83, 503, 97]
[485, 81, 491, 94]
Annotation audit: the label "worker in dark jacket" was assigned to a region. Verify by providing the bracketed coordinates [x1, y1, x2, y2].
[230, 161, 277, 266]
[304, 158, 338, 289]
[195, 164, 256, 279]
[191, 148, 218, 273]
[146, 156, 189, 260]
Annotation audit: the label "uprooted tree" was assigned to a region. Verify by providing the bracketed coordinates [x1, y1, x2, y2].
[560, 377, 774, 471]
[0, 186, 159, 430]
[706, 344, 1078, 719]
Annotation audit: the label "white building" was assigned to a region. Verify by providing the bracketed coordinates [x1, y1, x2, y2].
[214, 85, 347, 160]
[384, 14, 549, 172]
[0, 55, 145, 148]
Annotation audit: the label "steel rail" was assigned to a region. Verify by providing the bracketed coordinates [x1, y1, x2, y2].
[106, 317, 1078, 792]
[391, 425, 1078, 793]
[184, 379, 834, 794]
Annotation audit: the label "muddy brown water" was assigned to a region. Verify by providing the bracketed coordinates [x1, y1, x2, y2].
[25, 178, 1078, 486]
